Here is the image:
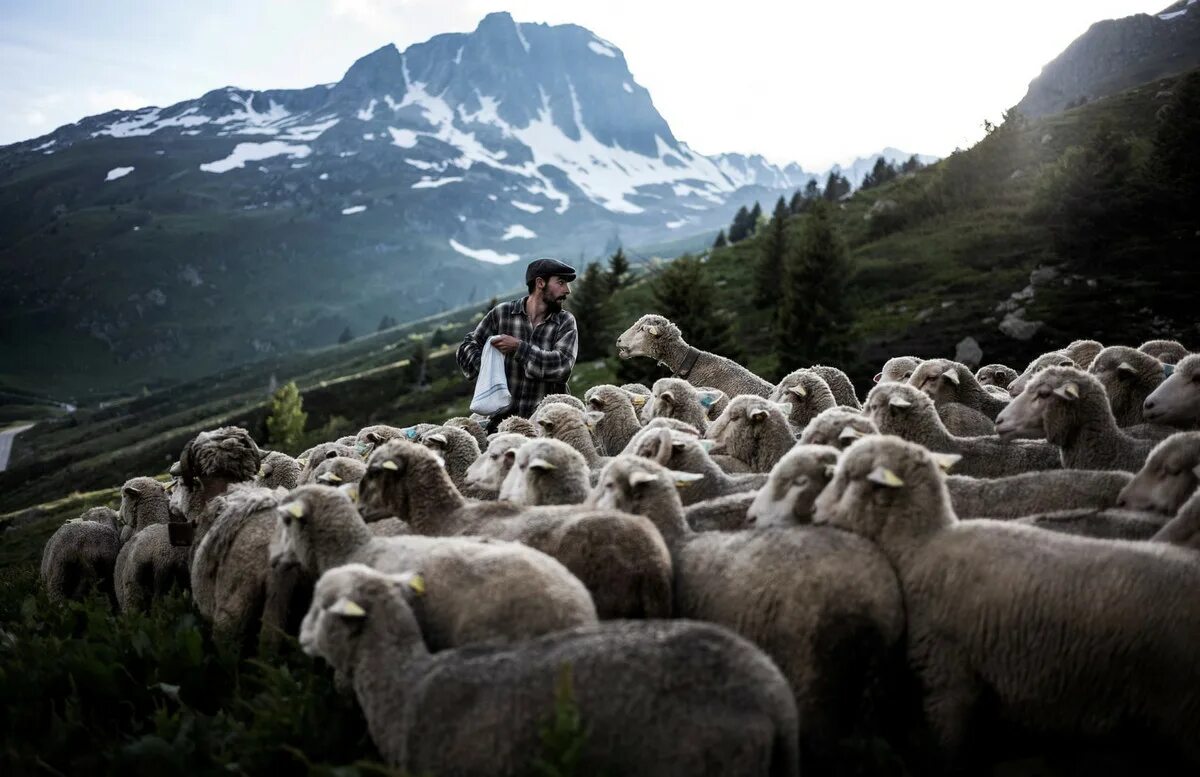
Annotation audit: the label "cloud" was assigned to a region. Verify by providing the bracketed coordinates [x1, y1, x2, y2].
[86, 89, 151, 112]
[24, 109, 48, 126]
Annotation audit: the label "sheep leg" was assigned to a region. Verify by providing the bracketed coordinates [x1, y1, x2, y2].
[915, 644, 982, 773]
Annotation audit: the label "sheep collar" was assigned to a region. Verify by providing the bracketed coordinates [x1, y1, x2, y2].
[673, 347, 702, 380]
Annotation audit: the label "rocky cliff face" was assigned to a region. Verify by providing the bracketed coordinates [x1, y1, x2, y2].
[1017, 2, 1200, 118]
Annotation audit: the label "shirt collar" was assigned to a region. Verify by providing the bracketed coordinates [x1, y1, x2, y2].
[513, 295, 561, 323]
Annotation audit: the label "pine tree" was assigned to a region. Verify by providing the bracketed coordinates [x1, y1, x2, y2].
[338, 326, 354, 345]
[605, 247, 630, 292]
[776, 201, 853, 371]
[651, 255, 736, 358]
[803, 179, 821, 200]
[727, 205, 752, 243]
[900, 154, 923, 174]
[860, 158, 898, 190]
[569, 262, 617, 361]
[712, 229, 728, 248]
[754, 197, 790, 308]
[265, 381, 307, 453]
[431, 326, 452, 347]
[749, 201, 763, 233]
[377, 315, 397, 332]
[405, 339, 429, 388]
[822, 172, 851, 201]
[788, 190, 805, 215]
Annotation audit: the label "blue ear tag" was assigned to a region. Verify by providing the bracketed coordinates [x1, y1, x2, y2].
[1163, 363, 1175, 378]
[700, 395, 715, 408]
[405, 428, 418, 439]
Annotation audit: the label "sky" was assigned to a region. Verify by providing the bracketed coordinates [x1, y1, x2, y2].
[0, 0, 1173, 169]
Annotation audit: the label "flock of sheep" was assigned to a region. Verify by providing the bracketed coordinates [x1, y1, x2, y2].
[38, 312, 1200, 775]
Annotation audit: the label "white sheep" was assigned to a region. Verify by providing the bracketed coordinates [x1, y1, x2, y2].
[616, 314, 773, 398]
[630, 427, 766, 506]
[1138, 338, 1189, 365]
[809, 365, 861, 409]
[909, 358, 1009, 423]
[815, 434, 1200, 769]
[946, 469, 1133, 519]
[40, 507, 122, 606]
[798, 407, 879, 450]
[1115, 431, 1200, 516]
[300, 563, 799, 776]
[644, 377, 722, 432]
[463, 432, 528, 498]
[1007, 350, 1075, 397]
[113, 478, 190, 613]
[768, 369, 837, 434]
[974, 363, 1018, 389]
[745, 444, 840, 528]
[1088, 345, 1170, 427]
[874, 355, 922, 384]
[498, 438, 591, 505]
[256, 451, 301, 490]
[1064, 338, 1104, 369]
[1143, 353, 1199, 428]
[583, 384, 645, 455]
[706, 395, 797, 473]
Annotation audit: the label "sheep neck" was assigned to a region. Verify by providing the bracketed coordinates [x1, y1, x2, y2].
[1053, 398, 1124, 467]
[350, 616, 430, 766]
[752, 423, 797, 471]
[557, 427, 601, 466]
[402, 467, 469, 534]
[636, 489, 691, 548]
[314, 509, 374, 573]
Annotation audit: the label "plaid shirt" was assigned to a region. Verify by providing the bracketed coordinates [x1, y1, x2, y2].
[456, 296, 579, 419]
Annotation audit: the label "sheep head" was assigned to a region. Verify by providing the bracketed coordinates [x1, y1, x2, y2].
[706, 395, 792, 462]
[1008, 350, 1074, 398]
[1143, 354, 1199, 427]
[272, 484, 363, 574]
[358, 440, 451, 523]
[496, 416, 538, 438]
[910, 358, 972, 406]
[615, 314, 680, 360]
[1064, 339, 1104, 369]
[588, 456, 702, 517]
[863, 382, 939, 439]
[1139, 339, 1189, 366]
[465, 433, 526, 492]
[498, 438, 588, 506]
[874, 356, 922, 385]
[770, 369, 836, 425]
[1117, 432, 1200, 516]
[813, 435, 956, 553]
[997, 366, 1105, 444]
[800, 407, 879, 450]
[119, 476, 169, 534]
[975, 364, 1018, 390]
[747, 444, 841, 528]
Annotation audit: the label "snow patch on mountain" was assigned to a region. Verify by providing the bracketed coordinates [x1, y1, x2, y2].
[449, 238, 520, 265]
[588, 40, 617, 58]
[623, 82, 634, 94]
[511, 200, 543, 213]
[199, 141, 311, 173]
[514, 22, 531, 53]
[412, 176, 464, 188]
[357, 99, 378, 121]
[280, 117, 340, 142]
[501, 224, 537, 240]
[388, 127, 419, 148]
[342, 205, 367, 215]
[105, 166, 134, 181]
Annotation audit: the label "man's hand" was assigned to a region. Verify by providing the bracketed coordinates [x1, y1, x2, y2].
[491, 334, 521, 355]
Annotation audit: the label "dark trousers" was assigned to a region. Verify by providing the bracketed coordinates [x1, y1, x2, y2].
[485, 409, 516, 434]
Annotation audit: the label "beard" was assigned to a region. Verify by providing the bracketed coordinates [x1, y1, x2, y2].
[541, 288, 566, 314]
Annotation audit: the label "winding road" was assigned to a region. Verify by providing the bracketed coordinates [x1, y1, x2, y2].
[0, 425, 33, 472]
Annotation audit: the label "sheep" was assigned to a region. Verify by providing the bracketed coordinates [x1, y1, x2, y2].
[1152, 490, 1200, 550]
[630, 427, 766, 505]
[706, 395, 797, 473]
[533, 402, 606, 469]
[910, 358, 1009, 421]
[1139, 338, 1189, 365]
[1007, 350, 1075, 397]
[1064, 338, 1104, 369]
[358, 440, 672, 619]
[300, 563, 799, 777]
[874, 355, 922, 385]
[463, 433, 527, 498]
[41, 512, 121, 605]
[310, 456, 367, 487]
[498, 438, 591, 506]
[645, 378, 722, 432]
[697, 386, 730, 420]
[865, 383, 1060, 477]
[1088, 345, 1168, 427]
[271, 484, 597, 651]
[1144, 353, 1200, 428]
[996, 366, 1157, 472]
[616, 314, 773, 398]
[946, 470, 1133, 519]
[256, 451, 301, 490]
[298, 443, 358, 485]
[799, 407, 879, 450]
[354, 423, 435, 454]
[1013, 507, 1168, 540]
[113, 478, 190, 613]
[769, 369, 837, 434]
[974, 363, 1018, 389]
[589, 455, 903, 769]
[582, 384, 643, 455]
[810, 365, 861, 409]
[443, 416, 488, 450]
[531, 392, 585, 425]
[935, 402, 996, 437]
[495, 415, 537, 437]
[1116, 432, 1200, 516]
[620, 382, 653, 399]
[418, 425, 482, 495]
[682, 493, 757, 532]
[813, 434, 1200, 770]
[190, 484, 312, 651]
[745, 445, 840, 528]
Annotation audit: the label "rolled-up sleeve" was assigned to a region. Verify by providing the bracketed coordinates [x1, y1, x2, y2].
[456, 308, 497, 380]
[515, 314, 578, 382]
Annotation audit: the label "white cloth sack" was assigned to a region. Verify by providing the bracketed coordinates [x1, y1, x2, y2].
[470, 339, 512, 415]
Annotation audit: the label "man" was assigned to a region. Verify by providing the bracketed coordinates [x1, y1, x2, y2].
[457, 258, 579, 432]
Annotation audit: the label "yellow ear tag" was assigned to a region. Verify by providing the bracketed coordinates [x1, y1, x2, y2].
[867, 467, 905, 488]
[408, 574, 426, 595]
[320, 472, 343, 483]
[631, 395, 647, 407]
[381, 460, 399, 471]
[287, 502, 306, 518]
[332, 598, 366, 618]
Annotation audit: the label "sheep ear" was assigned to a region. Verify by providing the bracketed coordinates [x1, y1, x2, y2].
[425, 433, 448, 447]
[866, 467, 905, 488]
[671, 471, 704, 488]
[629, 393, 648, 408]
[930, 452, 962, 473]
[317, 472, 343, 484]
[872, 373, 882, 383]
[1116, 361, 1137, 376]
[169, 461, 182, 477]
[1163, 363, 1175, 377]
[338, 482, 360, 504]
[366, 432, 383, 445]
[504, 449, 517, 461]
[659, 391, 675, 405]
[381, 460, 400, 471]
[788, 384, 808, 398]
[122, 485, 141, 500]
[889, 395, 912, 409]
[647, 325, 661, 336]
[698, 390, 721, 408]
[528, 457, 557, 472]
[942, 369, 960, 386]
[749, 408, 769, 422]
[297, 458, 309, 468]
[628, 471, 659, 488]
[392, 572, 426, 596]
[539, 420, 555, 433]
[286, 502, 307, 519]
[1053, 382, 1080, 401]
[329, 597, 366, 619]
[839, 426, 864, 441]
[824, 463, 837, 479]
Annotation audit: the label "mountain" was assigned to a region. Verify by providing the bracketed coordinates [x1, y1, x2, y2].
[0, 11, 926, 399]
[1017, 1, 1200, 118]
[826, 147, 940, 189]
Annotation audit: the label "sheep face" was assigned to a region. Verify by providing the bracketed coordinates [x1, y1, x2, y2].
[874, 356, 921, 385]
[465, 434, 526, 491]
[497, 439, 587, 505]
[863, 383, 937, 438]
[997, 366, 1098, 442]
[1143, 354, 1199, 426]
[1117, 432, 1200, 515]
[1139, 339, 1189, 365]
[1088, 346, 1165, 423]
[181, 427, 264, 485]
[358, 441, 441, 522]
[585, 384, 646, 414]
[534, 403, 589, 441]
[813, 436, 952, 545]
[770, 370, 834, 421]
[615, 314, 676, 360]
[799, 408, 878, 450]
[312, 457, 367, 487]
[909, 359, 967, 406]
[748, 445, 840, 527]
[1008, 351, 1074, 398]
[706, 396, 791, 460]
[589, 457, 698, 515]
[975, 364, 1018, 390]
